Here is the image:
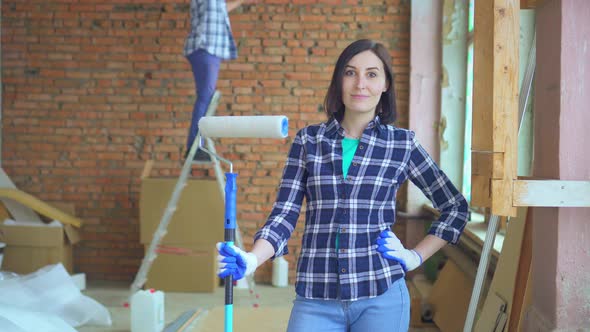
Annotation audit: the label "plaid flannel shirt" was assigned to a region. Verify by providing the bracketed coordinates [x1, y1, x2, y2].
[254, 117, 469, 301]
[184, 0, 237, 59]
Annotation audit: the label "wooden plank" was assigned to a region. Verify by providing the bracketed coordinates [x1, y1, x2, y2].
[492, 0, 519, 154]
[0, 168, 42, 222]
[0, 203, 11, 221]
[472, 0, 519, 217]
[476, 293, 508, 331]
[0, 188, 83, 227]
[490, 0, 519, 217]
[508, 208, 533, 331]
[474, 207, 527, 331]
[516, 272, 533, 328]
[492, 179, 517, 217]
[471, 174, 491, 208]
[473, 151, 506, 179]
[513, 180, 590, 207]
[472, 0, 494, 152]
[471, 152, 493, 176]
[141, 160, 155, 179]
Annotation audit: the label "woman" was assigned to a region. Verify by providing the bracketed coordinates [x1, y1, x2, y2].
[217, 39, 469, 331]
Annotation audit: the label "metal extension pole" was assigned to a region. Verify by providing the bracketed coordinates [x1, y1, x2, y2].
[463, 215, 500, 331]
[223, 172, 238, 332]
[204, 137, 258, 294]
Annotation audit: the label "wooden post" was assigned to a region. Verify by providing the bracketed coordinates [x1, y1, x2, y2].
[471, 0, 519, 217]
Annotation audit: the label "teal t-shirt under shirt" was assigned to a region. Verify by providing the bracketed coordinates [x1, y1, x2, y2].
[342, 138, 360, 178]
[336, 137, 360, 251]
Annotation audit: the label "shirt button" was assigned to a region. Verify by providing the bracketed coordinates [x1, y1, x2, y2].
[341, 228, 346, 233]
[352, 162, 358, 167]
[341, 268, 346, 273]
[339, 249, 346, 254]
[359, 145, 364, 150]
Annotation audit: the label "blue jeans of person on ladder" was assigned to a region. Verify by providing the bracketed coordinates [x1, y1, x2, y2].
[186, 49, 221, 154]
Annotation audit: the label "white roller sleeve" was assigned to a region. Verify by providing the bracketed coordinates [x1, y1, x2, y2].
[198, 116, 289, 138]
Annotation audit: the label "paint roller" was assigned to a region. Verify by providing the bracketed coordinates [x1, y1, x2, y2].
[197, 115, 288, 332]
[199, 115, 289, 139]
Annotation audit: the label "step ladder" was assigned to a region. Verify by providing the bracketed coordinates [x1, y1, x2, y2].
[131, 91, 255, 295]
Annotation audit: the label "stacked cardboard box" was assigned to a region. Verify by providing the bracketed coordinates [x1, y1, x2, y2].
[140, 178, 224, 292]
[0, 203, 80, 274]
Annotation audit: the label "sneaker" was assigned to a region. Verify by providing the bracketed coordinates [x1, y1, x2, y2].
[193, 149, 212, 162]
[184, 149, 212, 163]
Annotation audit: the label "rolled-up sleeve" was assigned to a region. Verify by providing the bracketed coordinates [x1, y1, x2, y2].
[254, 129, 307, 257]
[407, 131, 469, 244]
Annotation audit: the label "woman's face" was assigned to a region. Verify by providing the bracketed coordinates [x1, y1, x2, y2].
[341, 50, 388, 118]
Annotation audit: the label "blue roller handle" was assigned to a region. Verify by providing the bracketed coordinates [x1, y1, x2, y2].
[224, 173, 237, 332]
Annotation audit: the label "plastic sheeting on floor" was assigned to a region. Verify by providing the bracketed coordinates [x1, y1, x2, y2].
[0, 264, 111, 330]
[0, 305, 77, 332]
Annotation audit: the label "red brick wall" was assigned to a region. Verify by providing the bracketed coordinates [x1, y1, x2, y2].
[1, 0, 410, 283]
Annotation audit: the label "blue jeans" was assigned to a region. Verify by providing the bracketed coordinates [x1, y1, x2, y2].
[186, 49, 221, 151]
[286, 278, 410, 332]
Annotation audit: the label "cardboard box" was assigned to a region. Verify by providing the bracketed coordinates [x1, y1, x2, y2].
[144, 243, 218, 293]
[0, 202, 80, 274]
[140, 178, 224, 292]
[0, 198, 80, 274]
[0, 221, 80, 274]
[140, 178, 224, 245]
[428, 260, 473, 332]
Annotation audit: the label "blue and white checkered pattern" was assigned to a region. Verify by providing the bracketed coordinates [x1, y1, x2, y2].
[184, 0, 237, 59]
[254, 117, 469, 301]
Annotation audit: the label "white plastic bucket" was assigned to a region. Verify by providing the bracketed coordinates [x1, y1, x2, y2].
[272, 256, 289, 287]
[131, 289, 165, 332]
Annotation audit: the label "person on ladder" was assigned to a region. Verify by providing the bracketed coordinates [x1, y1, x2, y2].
[183, 0, 258, 162]
[217, 39, 469, 331]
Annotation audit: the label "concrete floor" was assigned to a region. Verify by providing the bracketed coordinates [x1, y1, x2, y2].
[79, 280, 440, 332]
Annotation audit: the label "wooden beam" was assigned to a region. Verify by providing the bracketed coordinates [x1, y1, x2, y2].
[491, 0, 519, 217]
[0, 188, 83, 227]
[472, 0, 494, 153]
[471, 0, 519, 217]
[471, 152, 493, 177]
[472, 151, 506, 179]
[471, 0, 494, 208]
[508, 208, 533, 331]
[471, 174, 491, 208]
[472, 151, 492, 207]
[513, 180, 590, 207]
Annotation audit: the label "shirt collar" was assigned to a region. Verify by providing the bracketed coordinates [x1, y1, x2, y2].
[324, 116, 385, 138]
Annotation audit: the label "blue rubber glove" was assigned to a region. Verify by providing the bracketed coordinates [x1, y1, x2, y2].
[216, 242, 258, 280]
[376, 230, 423, 272]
